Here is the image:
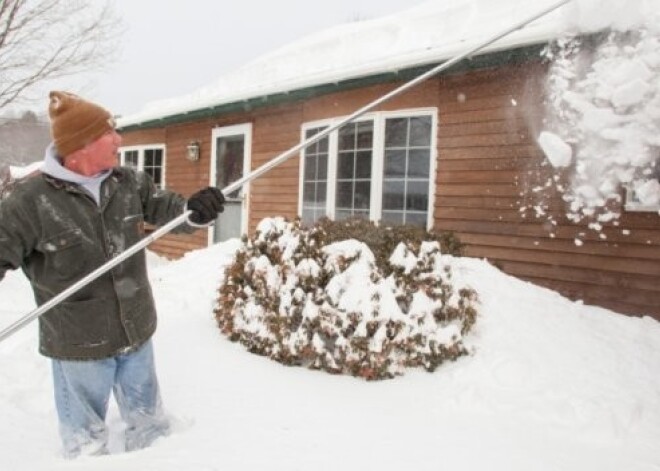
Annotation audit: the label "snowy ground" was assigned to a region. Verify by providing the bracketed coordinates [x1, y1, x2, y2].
[1, 241, 659, 470]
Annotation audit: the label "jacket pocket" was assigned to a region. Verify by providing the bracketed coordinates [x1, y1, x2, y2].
[56, 297, 110, 348]
[41, 228, 86, 277]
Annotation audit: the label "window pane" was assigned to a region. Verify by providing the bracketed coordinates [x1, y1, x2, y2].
[337, 152, 354, 179]
[338, 125, 356, 151]
[354, 181, 371, 209]
[406, 212, 428, 227]
[124, 150, 138, 168]
[408, 150, 430, 178]
[384, 150, 406, 178]
[335, 209, 353, 221]
[336, 181, 353, 209]
[409, 116, 432, 147]
[406, 181, 429, 211]
[305, 141, 318, 154]
[152, 168, 163, 186]
[303, 183, 316, 204]
[304, 155, 317, 180]
[357, 121, 373, 149]
[382, 211, 404, 225]
[144, 150, 154, 167]
[316, 182, 327, 205]
[383, 181, 405, 210]
[318, 136, 329, 153]
[385, 118, 407, 148]
[302, 208, 315, 226]
[355, 151, 372, 179]
[317, 153, 328, 180]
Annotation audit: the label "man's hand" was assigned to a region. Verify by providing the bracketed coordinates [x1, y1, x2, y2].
[186, 187, 225, 226]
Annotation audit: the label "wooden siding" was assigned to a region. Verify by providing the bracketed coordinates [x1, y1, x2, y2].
[120, 60, 660, 319]
[434, 63, 660, 319]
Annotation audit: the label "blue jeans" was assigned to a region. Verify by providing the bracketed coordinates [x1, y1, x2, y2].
[51, 340, 170, 458]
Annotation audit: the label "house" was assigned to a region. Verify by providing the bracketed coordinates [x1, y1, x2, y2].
[116, 0, 660, 318]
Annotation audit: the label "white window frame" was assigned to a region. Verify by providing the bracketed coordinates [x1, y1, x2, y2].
[298, 108, 438, 229]
[625, 185, 660, 212]
[624, 156, 660, 213]
[119, 144, 167, 188]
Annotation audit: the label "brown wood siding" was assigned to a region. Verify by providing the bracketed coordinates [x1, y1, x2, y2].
[434, 62, 660, 319]
[120, 60, 660, 319]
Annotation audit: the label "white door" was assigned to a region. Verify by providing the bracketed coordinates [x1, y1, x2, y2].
[210, 124, 251, 244]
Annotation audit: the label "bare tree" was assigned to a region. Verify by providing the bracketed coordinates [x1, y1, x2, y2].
[0, 0, 122, 111]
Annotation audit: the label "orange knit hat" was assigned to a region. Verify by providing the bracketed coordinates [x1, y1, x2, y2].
[48, 91, 116, 157]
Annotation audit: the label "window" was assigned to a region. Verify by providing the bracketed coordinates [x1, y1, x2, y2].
[119, 145, 166, 189]
[625, 155, 660, 212]
[300, 110, 436, 228]
[336, 121, 373, 221]
[301, 127, 329, 225]
[382, 116, 432, 226]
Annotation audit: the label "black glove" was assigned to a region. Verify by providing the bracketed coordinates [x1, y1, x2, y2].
[187, 187, 225, 225]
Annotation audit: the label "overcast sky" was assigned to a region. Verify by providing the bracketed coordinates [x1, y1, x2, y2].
[44, 0, 428, 118]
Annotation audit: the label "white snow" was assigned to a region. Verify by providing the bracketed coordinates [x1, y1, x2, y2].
[540, 15, 660, 222]
[9, 161, 43, 179]
[1, 241, 659, 470]
[117, 0, 660, 128]
[538, 131, 573, 167]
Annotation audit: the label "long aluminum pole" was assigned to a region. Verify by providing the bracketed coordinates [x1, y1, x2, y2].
[0, 0, 571, 344]
[0, 213, 191, 343]
[220, 0, 572, 197]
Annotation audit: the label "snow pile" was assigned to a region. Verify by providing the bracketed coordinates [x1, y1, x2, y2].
[538, 24, 660, 225]
[216, 218, 478, 380]
[1, 241, 660, 469]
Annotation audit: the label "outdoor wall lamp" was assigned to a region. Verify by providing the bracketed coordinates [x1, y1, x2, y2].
[186, 141, 201, 162]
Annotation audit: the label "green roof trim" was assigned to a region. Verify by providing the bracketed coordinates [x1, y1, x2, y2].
[118, 43, 546, 132]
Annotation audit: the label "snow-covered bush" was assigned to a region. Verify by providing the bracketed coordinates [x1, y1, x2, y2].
[215, 217, 478, 380]
[314, 217, 464, 274]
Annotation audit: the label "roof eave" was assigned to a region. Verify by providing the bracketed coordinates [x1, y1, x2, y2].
[117, 43, 546, 133]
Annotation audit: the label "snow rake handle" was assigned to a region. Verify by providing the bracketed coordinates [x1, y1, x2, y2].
[220, 0, 573, 199]
[0, 0, 572, 345]
[0, 212, 192, 344]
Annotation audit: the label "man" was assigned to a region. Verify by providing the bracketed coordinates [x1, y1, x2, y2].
[0, 91, 225, 458]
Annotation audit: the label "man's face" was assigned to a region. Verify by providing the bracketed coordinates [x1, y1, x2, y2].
[86, 130, 122, 170]
[65, 130, 122, 176]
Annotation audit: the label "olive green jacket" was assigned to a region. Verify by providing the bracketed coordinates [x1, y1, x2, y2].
[0, 167, 191, 360]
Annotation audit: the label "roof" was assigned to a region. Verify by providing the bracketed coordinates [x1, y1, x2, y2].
[115, 0, 603, 129]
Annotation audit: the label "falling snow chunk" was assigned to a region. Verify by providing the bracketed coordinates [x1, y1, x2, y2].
[611, 79, 651, 108]
[606, 58, 653, 87]
[538, 131, 573, 168]
[583, 106, 625, 133]
[574, 239, 584, 247]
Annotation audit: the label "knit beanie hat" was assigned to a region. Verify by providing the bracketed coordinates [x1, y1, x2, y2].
[48, 91, 116, 157]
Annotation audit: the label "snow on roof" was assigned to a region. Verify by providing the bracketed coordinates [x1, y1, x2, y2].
[117, 0, 656, 128]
